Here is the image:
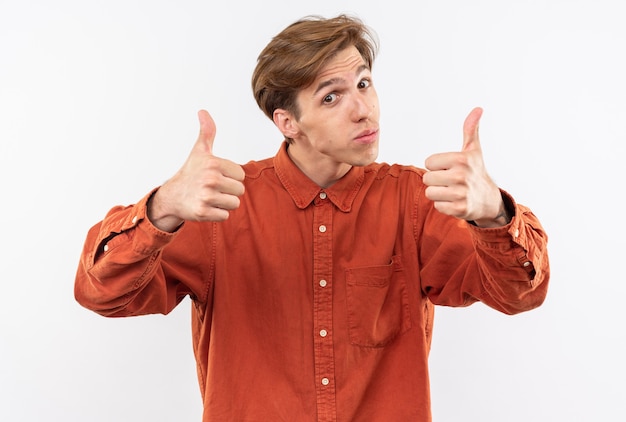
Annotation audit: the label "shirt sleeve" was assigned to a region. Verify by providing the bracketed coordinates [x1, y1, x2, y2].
[74, 188, 213, 317]
[417, 189, 550, 315]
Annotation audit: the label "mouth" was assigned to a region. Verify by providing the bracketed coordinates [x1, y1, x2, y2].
[354, 128, 379, 144]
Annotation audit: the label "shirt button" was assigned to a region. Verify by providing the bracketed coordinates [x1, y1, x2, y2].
[523, 261, 531, 267]
[132, 216, 138, 224]
[319, 280, 327, 287]
[319, 192, 327, 199]
[514, 229, 519, 238]
[319, 225, 327, 233]
[321, 377, 330, 386]
[103, 244, 109, 252]
[320, 329, 328, 337]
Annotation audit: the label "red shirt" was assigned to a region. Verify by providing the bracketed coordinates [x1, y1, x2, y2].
[75, 142, 549, 421]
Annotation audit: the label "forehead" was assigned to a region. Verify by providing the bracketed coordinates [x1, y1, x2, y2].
[314, 46, 368, 83]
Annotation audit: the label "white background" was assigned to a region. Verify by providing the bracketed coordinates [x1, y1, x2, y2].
[1, 0, 624, 421]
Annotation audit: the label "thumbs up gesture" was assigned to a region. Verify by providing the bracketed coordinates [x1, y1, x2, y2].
[423, 107, 509, 227]
[148, 110, 246, 232]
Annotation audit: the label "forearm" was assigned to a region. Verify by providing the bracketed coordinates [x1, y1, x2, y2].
[467, 197, 550, 314]
[74, 191, 180, 316]
[420, 189, 550, 314]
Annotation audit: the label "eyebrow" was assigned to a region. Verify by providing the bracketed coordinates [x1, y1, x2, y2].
[313, 64, 370, 96]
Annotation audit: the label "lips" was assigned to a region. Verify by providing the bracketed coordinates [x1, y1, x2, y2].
[354, 128, 379, 144]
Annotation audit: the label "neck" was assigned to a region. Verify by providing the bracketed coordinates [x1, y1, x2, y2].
[287, 144, 352, 188]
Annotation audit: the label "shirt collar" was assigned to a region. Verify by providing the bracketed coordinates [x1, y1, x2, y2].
[273, 141, 366, 212]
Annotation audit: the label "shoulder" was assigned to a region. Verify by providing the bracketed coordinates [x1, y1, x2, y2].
[362, 163, 428, 204]
[242, 156, 275, 179]
[367, 162, 427, 181]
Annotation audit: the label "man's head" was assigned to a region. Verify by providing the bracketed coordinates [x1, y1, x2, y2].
[251, 14, 379, 123]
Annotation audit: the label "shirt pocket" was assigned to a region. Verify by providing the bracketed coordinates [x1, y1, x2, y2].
[345, 255, 412, 348]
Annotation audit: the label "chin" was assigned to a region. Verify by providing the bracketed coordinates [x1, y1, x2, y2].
[353, 149, 379, 167]
[366, 146, 379, 163]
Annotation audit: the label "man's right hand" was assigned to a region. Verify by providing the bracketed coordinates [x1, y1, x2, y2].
[147, 110, 246, 232]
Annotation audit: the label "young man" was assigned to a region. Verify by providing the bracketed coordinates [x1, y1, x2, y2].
[75, 14, 549, 421]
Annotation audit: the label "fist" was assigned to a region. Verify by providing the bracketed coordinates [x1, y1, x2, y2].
[148, 110, 245, 231]
[422, 107, 503, 224]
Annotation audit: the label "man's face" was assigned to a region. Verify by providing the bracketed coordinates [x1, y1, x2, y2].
[289, 45, 380, 173]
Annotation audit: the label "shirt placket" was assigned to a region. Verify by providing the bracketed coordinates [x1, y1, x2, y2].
[312, 190, 337, 421]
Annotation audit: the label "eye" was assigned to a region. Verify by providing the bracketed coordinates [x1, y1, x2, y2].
[323, 93, 338, 104]
[358, 78, 371, 89]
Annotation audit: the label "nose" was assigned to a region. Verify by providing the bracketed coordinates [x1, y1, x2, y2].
[352, 91, 376, 122]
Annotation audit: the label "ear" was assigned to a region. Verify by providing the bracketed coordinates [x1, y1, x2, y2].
[273, 108, 299, 139]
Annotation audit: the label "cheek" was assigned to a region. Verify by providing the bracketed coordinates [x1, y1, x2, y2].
[302, 118, 334, 142]
[300, 108, 350, 148]
[369, 90, 380, 114]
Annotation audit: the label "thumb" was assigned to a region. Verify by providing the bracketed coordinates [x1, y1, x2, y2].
[195, 109, 217, 155]
[462, 106, 483, 152]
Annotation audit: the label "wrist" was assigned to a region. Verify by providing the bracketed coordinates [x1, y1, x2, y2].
[470, 191, 514, 228]
[147, 188, 184, 232]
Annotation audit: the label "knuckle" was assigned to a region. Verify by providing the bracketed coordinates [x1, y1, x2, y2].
[203, 173, 221, 188]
